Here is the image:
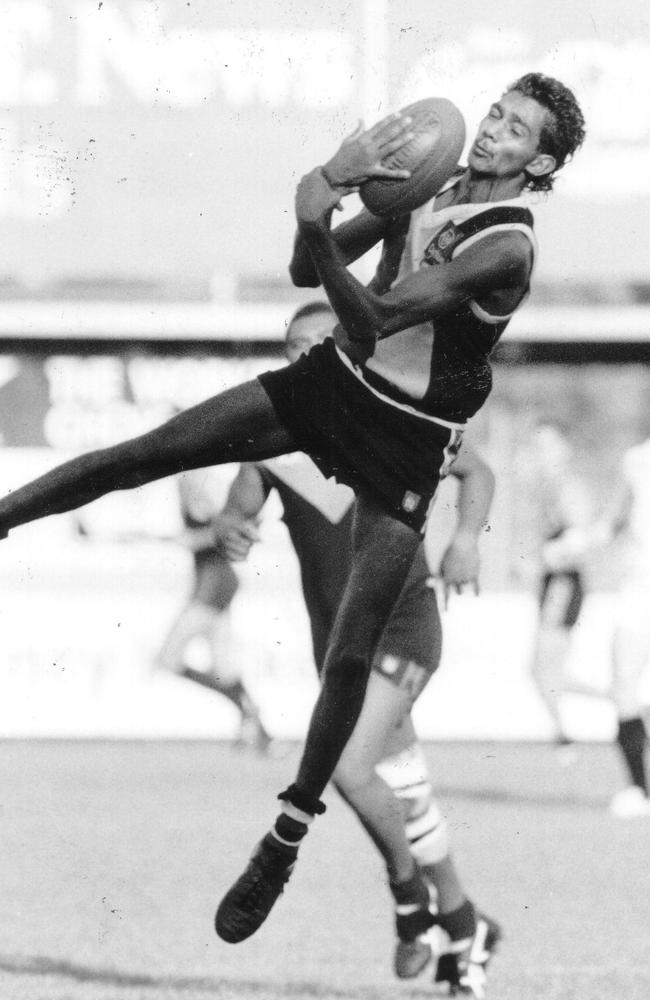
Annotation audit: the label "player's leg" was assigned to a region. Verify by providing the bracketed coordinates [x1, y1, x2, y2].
[0, 380, 295, 536]
[215, 496, 422, 942]
[529, 573, 577, 747]
[610, 592, 650, 817]
[378, 721, 501, 994]
[155, 550, 270, 748]
[379, 716, 466, 914]
[332, 675, 437, 975]
[156, 600, 215, 675]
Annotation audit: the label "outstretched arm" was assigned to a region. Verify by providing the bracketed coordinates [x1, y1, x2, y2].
[211, 463, 271, 562]
[438, 443, 495, 605]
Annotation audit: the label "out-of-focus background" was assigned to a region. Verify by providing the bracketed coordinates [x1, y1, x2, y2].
[0, 0, 648, 744]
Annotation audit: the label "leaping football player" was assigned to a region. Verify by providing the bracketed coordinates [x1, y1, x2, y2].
[0, 74, 586, 949]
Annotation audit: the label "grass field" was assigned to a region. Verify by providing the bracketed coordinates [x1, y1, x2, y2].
[0, 739, 648, 1000]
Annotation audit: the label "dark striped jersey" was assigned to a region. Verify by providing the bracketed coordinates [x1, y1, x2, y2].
[353, 177, 536, 424]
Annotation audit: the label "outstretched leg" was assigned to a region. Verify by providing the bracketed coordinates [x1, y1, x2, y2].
[0, 381, 295, 536]
[216, 496, 421, 942]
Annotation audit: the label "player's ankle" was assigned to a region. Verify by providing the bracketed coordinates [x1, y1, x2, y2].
[437, 898, 476, 941]
[270, 787, 325, 849]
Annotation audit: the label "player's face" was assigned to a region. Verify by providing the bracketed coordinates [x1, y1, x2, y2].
[285, 312, 334, 363]
[468, 90, 553, 182]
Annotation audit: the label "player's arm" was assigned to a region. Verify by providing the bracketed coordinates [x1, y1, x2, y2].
[290, 113, 414, 288]
[541, 475, 595, 570]
[438, 443, 496, 604]
[289, 209, 390, 288]
[295, 168, 531, 359]
[211, 463, 271, 562]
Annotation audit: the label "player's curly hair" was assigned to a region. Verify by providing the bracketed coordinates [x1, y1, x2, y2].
[509, 73, 586, 192]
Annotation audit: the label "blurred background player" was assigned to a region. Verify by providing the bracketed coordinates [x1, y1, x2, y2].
[156, 468, 271, 753]
[211, 302, 500, 996]
[597, 432, 650, 817]
[524, 419, 596, 751]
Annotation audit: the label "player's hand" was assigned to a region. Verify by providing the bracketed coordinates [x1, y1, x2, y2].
[322, 113, 415, 187]
[437, 532, 480, 608]
[212, 515, 260, 562]
[295, 167, 349, 225]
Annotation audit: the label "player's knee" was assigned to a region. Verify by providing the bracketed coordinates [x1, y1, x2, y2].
[321, 651, 370, 698]
[332, 764, 374, 800]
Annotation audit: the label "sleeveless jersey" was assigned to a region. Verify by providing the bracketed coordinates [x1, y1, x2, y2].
[350, 178, 536, 424]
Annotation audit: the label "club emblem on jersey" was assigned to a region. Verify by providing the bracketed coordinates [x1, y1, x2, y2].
[423, 221, 463, 265]
[401, 490, 421, 513]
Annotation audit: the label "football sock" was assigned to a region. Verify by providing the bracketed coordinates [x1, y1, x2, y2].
[616, 716, 648, 794]
[437, 898, 476, 942]
[390, 863, 430, 907]
[271, 801, 316, 850]
[390, 864, 433, 941]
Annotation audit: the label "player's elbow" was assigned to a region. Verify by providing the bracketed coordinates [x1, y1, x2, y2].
[288, 259, 320, 288]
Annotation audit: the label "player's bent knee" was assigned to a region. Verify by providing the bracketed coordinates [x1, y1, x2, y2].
[321, 651, 370, 695]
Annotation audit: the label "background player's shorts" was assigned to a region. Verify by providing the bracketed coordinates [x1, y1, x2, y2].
[538, 570, 584, 628]
[372, 547, 441, 702]
[258, 338, 457, 533]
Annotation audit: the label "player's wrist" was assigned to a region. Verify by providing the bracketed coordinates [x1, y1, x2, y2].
[320, 164, 351, 191]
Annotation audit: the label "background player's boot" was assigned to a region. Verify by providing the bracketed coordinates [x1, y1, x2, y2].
[435, 909, 502, 998]
[392, 871, 437, 978]
[215, 834, 297, 943]
[609, 785, 650, 818]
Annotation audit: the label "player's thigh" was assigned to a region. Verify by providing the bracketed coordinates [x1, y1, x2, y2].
[335, 671, 412, 787]
[123, 379, 297, 476]
[325, 496, 421, 661]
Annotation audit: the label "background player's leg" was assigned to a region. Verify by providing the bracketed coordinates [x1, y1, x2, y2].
[378, 716, 465, 913]
[156, 600, 215, 675]
[610, 610, 650, 816]
[530, 577, 575, 745]
[333, 671, 415, 882]
[0, 380, 294, 535]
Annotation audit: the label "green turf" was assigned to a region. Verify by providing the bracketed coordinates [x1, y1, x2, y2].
[0, 740, 648, 1000]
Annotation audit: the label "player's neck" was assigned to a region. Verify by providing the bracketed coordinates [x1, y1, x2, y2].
[456, 170, 526, 204]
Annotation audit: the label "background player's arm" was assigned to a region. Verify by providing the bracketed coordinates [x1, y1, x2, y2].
[438, 444, 496, 603]
[294, 168, 531, 359]
[540, 474, 595, 570]
[211, 463, 271, 562]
